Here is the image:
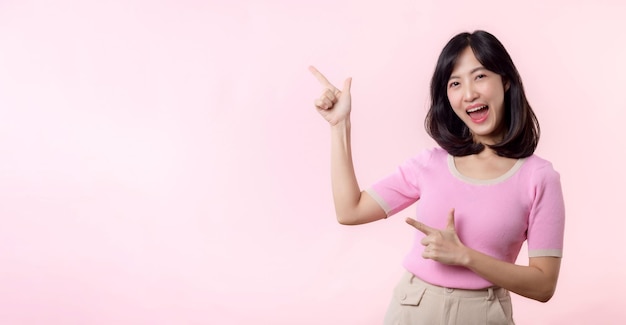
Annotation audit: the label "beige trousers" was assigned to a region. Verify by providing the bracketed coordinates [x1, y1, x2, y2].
[383, 272, 515, 325]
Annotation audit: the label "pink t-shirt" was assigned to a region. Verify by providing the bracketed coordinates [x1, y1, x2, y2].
[366, 147, 565, 289]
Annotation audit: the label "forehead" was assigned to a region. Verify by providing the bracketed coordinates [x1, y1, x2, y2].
[450, 46, 483, 77]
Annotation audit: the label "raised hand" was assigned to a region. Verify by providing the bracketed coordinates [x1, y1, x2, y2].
[405, 209, 469, 266]
[309, 66, 352, 126]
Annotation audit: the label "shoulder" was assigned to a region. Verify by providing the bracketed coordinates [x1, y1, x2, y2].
[405, 147, 447, 166]
[520, 154, 561, 185]
[392, 147, 448, 176]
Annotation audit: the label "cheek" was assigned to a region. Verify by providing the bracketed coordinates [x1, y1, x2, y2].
[483, 82, 504, 100]
[446, 91, 461, 109]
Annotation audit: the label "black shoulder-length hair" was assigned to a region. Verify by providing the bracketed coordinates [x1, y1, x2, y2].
[424, 30, 539, 158]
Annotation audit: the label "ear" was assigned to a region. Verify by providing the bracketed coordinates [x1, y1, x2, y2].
[504, 79, 511, 92]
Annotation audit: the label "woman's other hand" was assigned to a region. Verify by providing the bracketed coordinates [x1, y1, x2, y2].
[405, 209, 470, 266]
[309, 66, 352, 126]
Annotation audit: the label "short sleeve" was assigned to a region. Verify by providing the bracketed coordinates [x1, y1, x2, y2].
[365, 149, 434, 217]
[527, 164, 566, 257]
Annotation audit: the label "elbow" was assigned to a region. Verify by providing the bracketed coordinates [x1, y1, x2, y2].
[536, 295, 552, 303]
[335, 208, 363, 225]
[535, 286, 557, 303]
[537, 295, 553, 303]
[336, 214, 358, 225]
[334, 202, 384, 225]
[334, 206, 359, 225]
[527, 262, 560, 303]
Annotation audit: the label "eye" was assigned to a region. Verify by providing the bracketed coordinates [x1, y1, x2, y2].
[476, 74, 487, 80]
[448, 81, 460, 88]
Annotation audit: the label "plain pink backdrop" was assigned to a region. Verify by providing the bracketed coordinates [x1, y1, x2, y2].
[1, 0, 625, 324]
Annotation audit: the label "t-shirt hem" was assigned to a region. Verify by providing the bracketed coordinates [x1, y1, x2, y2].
[364, 188, 391, 217]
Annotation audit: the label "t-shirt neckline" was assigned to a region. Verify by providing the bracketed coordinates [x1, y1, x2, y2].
[447, 154, 526, 185]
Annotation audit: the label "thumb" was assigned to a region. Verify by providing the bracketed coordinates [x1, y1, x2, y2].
[446, 208, 456, 231]
[342, 77, 352, 94]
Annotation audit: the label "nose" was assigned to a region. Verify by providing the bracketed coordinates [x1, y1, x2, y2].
[463, 83, 478, 102]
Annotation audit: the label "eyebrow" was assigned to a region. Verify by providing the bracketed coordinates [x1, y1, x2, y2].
[449, 66, 487, 80]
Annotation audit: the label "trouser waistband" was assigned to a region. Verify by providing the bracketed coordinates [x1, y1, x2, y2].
[404, 272, 509, 300]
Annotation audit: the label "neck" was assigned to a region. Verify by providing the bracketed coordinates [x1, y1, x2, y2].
[474, 146, 500, 159]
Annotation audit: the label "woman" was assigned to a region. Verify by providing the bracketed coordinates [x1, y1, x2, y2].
[309, 30, 565, 325]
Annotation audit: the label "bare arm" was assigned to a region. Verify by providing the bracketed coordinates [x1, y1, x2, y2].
[310, 66, 386, 225]
[463, 251, 560, 302]
[407, 209, 561, 302]
[330, 120, 386, 225]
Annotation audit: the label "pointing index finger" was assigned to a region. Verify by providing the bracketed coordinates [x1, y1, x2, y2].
[405, 218, 435, 235]
[308, 65, 338, 92]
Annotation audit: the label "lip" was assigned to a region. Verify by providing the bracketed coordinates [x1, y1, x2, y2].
[468, 106, 489, 123]
[465, 103, 488, 112]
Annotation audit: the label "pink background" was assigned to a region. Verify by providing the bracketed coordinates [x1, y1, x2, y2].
[1, 0, 625, 324]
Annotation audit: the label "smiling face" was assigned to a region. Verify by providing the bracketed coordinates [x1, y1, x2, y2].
[447, 46, 509, 145]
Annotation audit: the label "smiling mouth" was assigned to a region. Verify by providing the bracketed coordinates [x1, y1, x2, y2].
[466, 105, 489, 121]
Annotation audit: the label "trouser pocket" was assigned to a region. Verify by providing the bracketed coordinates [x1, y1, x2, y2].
[394, 283, 427, 306]
[487, 293, 515, 325]
[383, 276, 428, 325]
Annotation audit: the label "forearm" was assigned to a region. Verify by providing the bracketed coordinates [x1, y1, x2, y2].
[329, 119, 362, 223]
[462, 248, 560, 302]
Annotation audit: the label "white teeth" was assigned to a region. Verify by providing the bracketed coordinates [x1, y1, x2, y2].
[467, 105, 487, 113]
